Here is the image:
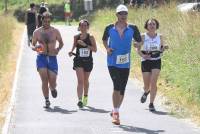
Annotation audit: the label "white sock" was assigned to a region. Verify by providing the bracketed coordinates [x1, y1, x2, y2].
[113, 108, 119, 113]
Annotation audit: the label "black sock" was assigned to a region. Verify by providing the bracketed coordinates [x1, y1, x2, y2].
[149, 103, 153, 106]
[145, 91, 149, 95]
[84, 95, 88, 97]
[45, 97, 49, 101]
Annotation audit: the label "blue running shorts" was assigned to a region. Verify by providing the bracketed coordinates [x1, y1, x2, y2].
[36, 54, 58, 74]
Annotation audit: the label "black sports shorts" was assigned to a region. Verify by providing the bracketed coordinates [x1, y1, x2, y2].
[108, 66, 130, 95]
[73, 57, 93, 72]
[141, 59, 161, 72]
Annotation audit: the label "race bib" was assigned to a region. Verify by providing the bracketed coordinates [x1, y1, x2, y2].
[150, 43, 159, 51]
[116, 53, 129, 64]
[79, 48, 90, 57]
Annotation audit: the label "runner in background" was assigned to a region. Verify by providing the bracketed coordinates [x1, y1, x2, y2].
[64, 0, 72, 25]
[25, 3, 37, 46]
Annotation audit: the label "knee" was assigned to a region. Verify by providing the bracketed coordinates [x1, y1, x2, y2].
[41, 77, 48, 85]
[150, 84, 157, 90]
[49, 82, 57, 88]
[77, 79, 84, 86]
[144, 85, 149, 90]
[120, 90, 125, 95]
[84, 79, 89, 85]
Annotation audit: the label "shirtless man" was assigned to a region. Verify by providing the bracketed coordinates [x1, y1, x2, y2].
[32, 11, 64, 108]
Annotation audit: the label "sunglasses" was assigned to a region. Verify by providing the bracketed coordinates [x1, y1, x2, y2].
[118, 11, 128, 15]
[148, 22, 156, 25]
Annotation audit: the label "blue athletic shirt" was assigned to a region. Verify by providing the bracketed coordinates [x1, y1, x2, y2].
[102, 24, 141, 68]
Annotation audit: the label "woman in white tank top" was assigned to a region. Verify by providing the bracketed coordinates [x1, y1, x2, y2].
[136, 18, 168, 111]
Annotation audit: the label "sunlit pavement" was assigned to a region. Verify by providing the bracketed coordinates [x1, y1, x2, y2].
[6, 26, 200, 134]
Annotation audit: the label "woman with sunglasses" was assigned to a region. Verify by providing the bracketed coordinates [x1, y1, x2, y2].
[68, 19, 97, 108]
[136, 18, 168, 111]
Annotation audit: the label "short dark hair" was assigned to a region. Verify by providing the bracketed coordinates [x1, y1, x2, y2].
[30, 3, 35, 8]
[78, 19, 90, 31]
[144, 18, 159, 30]
[79, 19, 90, 27]
[39, 6, 47, 15]
[41, 11, 52, 21]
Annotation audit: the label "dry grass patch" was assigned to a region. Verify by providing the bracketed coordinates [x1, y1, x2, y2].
[0, 17, 24, 128]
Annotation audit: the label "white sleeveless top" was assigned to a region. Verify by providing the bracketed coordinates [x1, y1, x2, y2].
[142, 33, 162, 61]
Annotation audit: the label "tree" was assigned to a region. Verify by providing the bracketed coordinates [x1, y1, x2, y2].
[4, 0, 8, 12]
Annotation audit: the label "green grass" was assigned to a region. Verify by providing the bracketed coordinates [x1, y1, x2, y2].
[0, 0, 65, 10]
[90, 4, 200, 123]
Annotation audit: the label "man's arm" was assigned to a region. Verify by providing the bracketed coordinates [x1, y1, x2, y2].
[31, 30, 37, 51]
[102, 24, 114, 55]
[129, 24, 142, 48]
[56, 29, 64, 52]
[133, 25, 142, 48]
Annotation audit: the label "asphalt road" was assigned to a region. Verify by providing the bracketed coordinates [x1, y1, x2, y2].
[4, 25, 200, 134]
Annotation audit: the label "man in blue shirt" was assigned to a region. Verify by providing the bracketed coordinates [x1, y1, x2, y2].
[102, 4, 141, 125]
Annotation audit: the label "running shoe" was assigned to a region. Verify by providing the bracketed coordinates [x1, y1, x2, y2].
[82, 96, 88, 106]
[45, 100, 50, 108]
[77, 101, 83, 108]
[51, 89, 57, 98]
[140, 91, 150, 103]
[112, 112, 120, 125]
[149, 103, 156, 112]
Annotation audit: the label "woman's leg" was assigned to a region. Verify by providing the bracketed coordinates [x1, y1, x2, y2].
[142, 72, 151, 92]
[83, 71, 91, 96]
[82, 71, 91, 106]
[149, 69, 160, 103]
[76, 68, 84, 100]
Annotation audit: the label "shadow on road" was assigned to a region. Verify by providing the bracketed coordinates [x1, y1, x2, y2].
[119, 124, 165, 134]
[150, 110, 169, 115]
[45, 106, 77, 114]
[145, 109, 169, 115]
[80, 106, 110, 113]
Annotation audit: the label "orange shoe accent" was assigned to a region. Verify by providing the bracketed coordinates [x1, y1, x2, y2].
[112, 112, 120, 125]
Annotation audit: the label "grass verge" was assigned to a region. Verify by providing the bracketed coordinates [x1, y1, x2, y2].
[90, 3, 200, 125]
[0, 14, 24, 129]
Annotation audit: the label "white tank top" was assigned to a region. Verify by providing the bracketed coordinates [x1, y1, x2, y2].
[142, 33, 161, 61]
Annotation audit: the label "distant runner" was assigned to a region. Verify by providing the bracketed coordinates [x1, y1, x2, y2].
[64, 0, 72, 25]
[31, 11, 64, 108]
[25, 3, 37, 46]
[37, 6, 47, 28]
[68, 19, 97, 108]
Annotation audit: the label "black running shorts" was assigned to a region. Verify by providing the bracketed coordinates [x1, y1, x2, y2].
[141, 59, 161, 72]
[73, 57, 93, 72]
[108, 66, 130, 95]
